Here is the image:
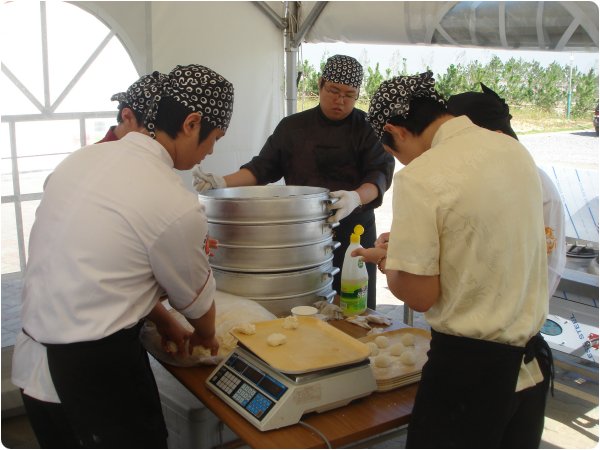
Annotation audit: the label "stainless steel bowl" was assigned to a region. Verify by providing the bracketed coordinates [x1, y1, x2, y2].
[199, 185, 332, 224]
[213, 259, 340, 299]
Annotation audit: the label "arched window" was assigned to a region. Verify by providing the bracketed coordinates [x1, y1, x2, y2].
[1, 1, 138, 275]
[1, 1, 138, 346]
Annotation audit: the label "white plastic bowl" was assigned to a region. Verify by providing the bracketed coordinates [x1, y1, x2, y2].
[291, 306, 318, 317]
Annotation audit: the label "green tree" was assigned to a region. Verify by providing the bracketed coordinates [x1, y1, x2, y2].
[364, 63, 386, 98]
[436, 64, 469, 99]
[298, 59, 319, 96]
[533, 62, 565, 110]
[572, 68, 599, 117]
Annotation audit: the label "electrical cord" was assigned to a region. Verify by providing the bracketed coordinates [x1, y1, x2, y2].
[298, 420, 332, 449]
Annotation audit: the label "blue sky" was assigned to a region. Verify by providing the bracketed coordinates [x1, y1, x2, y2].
[300, 42, 599, 76]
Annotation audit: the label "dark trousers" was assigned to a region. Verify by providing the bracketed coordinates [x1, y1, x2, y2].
[21, 391, 81, 448]
[45, 323, 168, 448]
[407, 330, 553, 449]
[332, 209, 377, 309]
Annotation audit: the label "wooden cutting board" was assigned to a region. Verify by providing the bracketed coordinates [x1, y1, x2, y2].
[231, 316, 371, 374]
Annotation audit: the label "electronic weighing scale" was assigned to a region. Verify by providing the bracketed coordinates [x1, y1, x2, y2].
[205, 316, 377, 431]
[207, 345, 376, 431]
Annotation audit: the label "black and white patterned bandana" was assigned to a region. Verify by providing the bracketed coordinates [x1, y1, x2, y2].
[110, 71, 167, 117]
[122, 65, 234, 138]
[321, 55, 363, 89]
[367, 71, 446, 139]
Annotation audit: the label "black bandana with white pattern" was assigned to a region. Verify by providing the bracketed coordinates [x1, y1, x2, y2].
[111, 72, 167, 118]
[113, 65, 234, 138]
[321, 55, 363, 89]
[367, 71, 446, 139]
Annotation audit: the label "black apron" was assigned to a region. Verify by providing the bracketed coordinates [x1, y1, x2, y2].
[40, 322, 168, 449]
[407, 330, 553, 449]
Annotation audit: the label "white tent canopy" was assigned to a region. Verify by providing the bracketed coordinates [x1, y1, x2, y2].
[297, 1, 598, 51]
[73, 1, 599, 179]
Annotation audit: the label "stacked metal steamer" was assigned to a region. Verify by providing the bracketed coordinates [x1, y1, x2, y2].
[199, 186, 339, 316]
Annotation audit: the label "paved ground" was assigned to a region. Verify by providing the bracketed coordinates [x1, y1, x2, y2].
[520, 130, 599, 171]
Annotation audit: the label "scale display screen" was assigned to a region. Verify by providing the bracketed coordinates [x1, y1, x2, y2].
[209, 353, 288, 421]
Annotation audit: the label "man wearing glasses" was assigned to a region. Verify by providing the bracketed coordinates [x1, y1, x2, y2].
[194, 55, 394, 309]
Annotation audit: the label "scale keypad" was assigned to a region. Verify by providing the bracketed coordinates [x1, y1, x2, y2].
[246, 392, 271, 419]
[215, 370, 240, 395]
[232, 383, 256, 406]
[208, 353, 289, 422]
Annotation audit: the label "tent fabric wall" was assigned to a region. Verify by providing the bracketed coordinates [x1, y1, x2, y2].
[75, 1, 285, 186]
[150, 2, 284, 183]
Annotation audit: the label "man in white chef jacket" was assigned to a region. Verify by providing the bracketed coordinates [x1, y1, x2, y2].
[354, 72, 553, 448]
[446, 83, 567, 300]
[13, 71, 199, 449]
[16, 64, 234, 448]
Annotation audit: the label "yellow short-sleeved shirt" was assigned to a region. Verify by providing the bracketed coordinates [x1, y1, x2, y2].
[387, 117, 549, 390]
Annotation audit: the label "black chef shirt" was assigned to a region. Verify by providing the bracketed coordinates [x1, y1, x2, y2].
[241, 105, 394, 210]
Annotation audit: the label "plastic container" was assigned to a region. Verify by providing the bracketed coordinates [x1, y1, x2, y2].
[149, 357, 238, 448]
[340, 225, 369, 316]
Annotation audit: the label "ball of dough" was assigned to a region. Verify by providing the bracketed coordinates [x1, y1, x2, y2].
[367, 342, 379, 356]
[165, 341, 178, 353]
[267, 333, 287, 347]
[374, 354, 392, 368]
[282, 316, 299, 330]
[191, 345, 210, 357]
[400, 349, 417, 365]
[400, 333, 415, 346]
[389, 343, 405, 356]
[233, 323, 256, 335]
[374, 335, 390, 349]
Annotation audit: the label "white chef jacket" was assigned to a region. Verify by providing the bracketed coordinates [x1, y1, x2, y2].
[538, 168, 566, 299]
[13, 132, 215, 401]
[387, 116, 549, 390]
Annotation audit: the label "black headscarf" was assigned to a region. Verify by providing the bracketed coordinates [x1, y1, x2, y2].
[447, 83, 518, 140]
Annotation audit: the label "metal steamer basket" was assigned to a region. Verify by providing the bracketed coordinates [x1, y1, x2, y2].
[199, 186, 339, 315]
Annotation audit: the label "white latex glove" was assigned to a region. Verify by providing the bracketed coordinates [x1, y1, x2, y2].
[192, 166, 227, 193]
[327, 190, 361, 223]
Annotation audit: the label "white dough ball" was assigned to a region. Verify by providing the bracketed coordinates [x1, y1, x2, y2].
[389, 343, 405, 356]
[233, 323, 256, 335]
[266, 333, 287, 347]
[400, 349, 417, 365]
[165, 341, 178, 353]
[400, 333, 415, 346]
[374, 335, 390, 349]
[282, 316, 299, 330]
[367, 342, 379, 356]
[374, 354, 392, 368]
[191, 345, 210, 357]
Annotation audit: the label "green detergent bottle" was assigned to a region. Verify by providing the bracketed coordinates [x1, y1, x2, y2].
[340, 225, 368, 316]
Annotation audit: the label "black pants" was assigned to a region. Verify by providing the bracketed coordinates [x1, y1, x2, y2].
[45, 323, 168, 448]
[332, 209, 377, 309]
[407, 330, 553, 449]
[21, 391, 81, 448]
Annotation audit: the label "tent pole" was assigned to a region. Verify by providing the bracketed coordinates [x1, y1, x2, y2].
[284, 1, 299, 116]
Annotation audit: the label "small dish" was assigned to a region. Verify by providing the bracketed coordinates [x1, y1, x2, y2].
[291, 305, 318, 317]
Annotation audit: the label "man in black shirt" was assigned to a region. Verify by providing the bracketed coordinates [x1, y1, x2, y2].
[194, 55, 394, 308]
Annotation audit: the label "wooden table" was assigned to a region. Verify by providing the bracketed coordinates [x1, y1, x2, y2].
[160, 313, 419, 448]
